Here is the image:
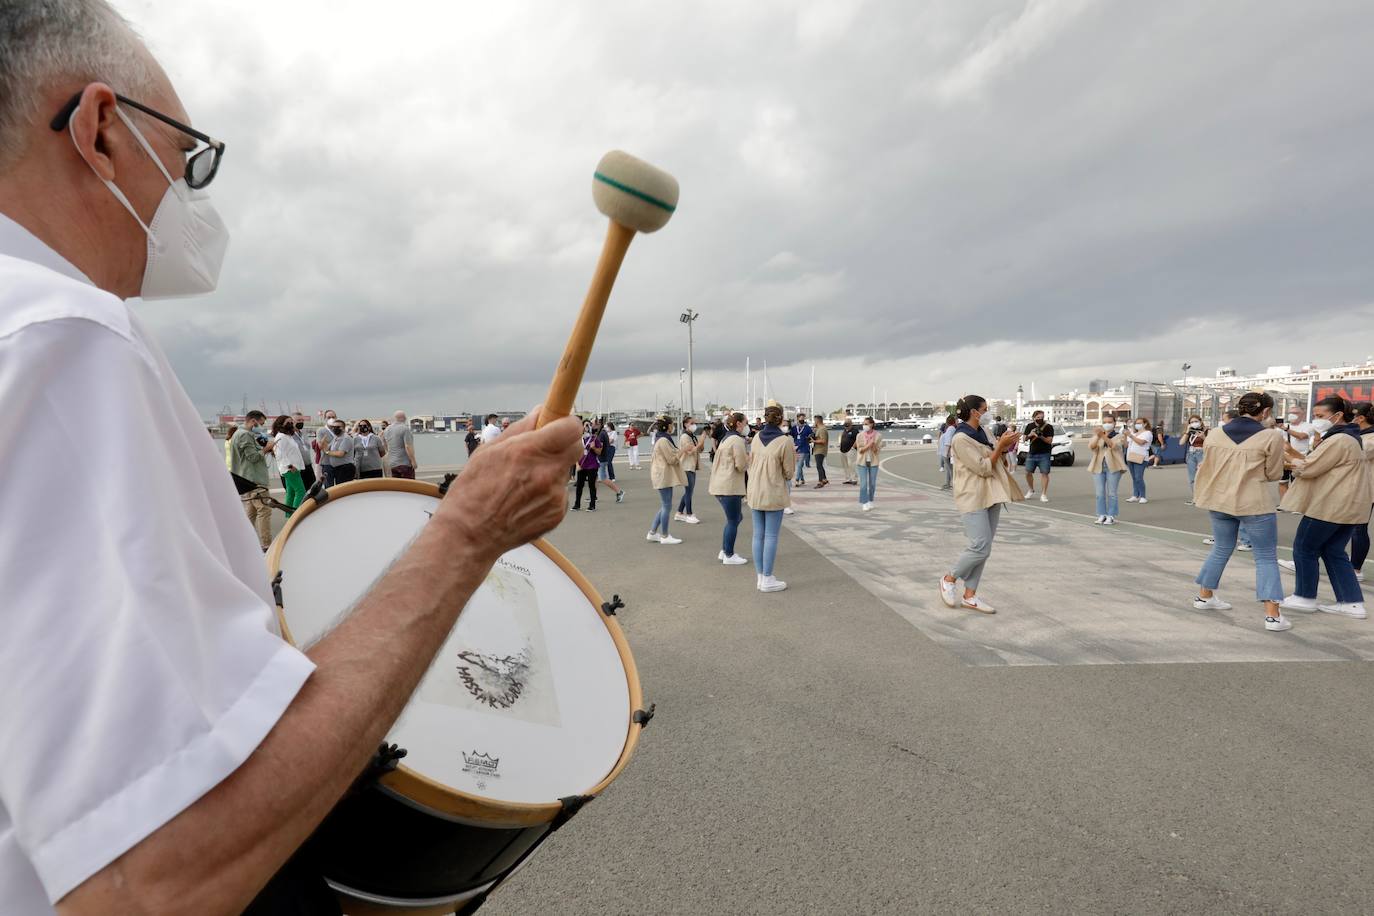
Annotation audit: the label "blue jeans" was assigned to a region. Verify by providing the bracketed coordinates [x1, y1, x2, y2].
[940, 454, 953, 487]
[598, 451, 616, 481]
[1128, 460, 1147, 498]
[1195, 511, 1283, 602]
[650, 487, 674, 535]
[677, 471, 697, 514]
[1093, 469, 1123, 517]
[1293, 516, 1364, 603]
[752, 508, 783, 576]
[1186, 447, 1204, 490]
[795, 452, 809, 484]
[858, 464, 878, 503]
[717, 495, 743, 555]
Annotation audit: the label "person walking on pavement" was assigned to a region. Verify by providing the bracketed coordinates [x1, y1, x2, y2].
[792, 412, 814, 486]
[596, 419, 625, 503]
[710, 412, 751, 565]
[747, 404, 795, 592]
[937, 416, 957, 490]
[571, 424, 601, 511]
[231, 410, 274, 551]
[1279, 395, 1367, 619]
[854, 417, 883, 511]
[838, 418, 860, 485]
[1021, 410, 1054, 502]
[811, 414, 830, 488]
[647, 416, 686, 544]
[940, 395, 1023, 614]
[1089, 413, 1127, 525]
[1189, 392, 1290, 631]
[269, 414, 306, 518]
[1124, 417, 1153, 503]
[623, 423, 642, 469]
[675, 415, 704, 524]
[1184, 413, 1207, 504]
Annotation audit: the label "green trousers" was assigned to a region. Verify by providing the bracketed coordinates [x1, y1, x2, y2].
[282, 469, 305, 517]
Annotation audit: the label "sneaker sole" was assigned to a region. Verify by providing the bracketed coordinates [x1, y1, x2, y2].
[961, 603, 996, 614]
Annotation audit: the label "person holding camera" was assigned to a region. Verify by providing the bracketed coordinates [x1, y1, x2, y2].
[940, 395, 1023, 613]
[1189, 392, 1289, 631]
[1183, 414, 1207, 503]
[230, 410, 274, 550]
[1124, 417, 1153, 503]
[1021, 409, 1054, 502]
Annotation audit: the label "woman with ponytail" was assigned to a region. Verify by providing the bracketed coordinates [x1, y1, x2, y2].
[647, 415, 687, 545]
[1279, 395, 1366, 618]
[709, 412, 751, 565]
[939, 395, 1023, 614]
[746, 404, 797, 592]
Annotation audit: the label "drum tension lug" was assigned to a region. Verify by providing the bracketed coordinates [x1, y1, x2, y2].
[306, 480, 329, 505]
[633, 703, 656, 728]
[366, 743, 408, 781]
[271, 570, 283, 608]
[438, 472, 458, 496]
[601, 594, 625, 616]
[555, 794, 594, 828]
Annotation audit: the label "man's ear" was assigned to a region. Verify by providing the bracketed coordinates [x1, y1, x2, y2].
[67, 83, 122, 182]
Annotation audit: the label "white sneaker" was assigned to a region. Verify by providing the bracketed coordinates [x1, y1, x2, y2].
[659, 535, 682, 545]
[783, 507, 795, 516]
[1024, 489, 1035, 499]
[1094, 515, 1106, 525]
[1237, 543, 1253, 552]
[1039, 494, 1049, 503]
[1278, 559, 1296, 572]
[1194, 595, 1233, 611]
[758, 575, 788, 592]
[961, 595, 996, 614]
[1104, 516, 1117, 525]
[862, 503, 872, 512]
[1358, 568, 1366, 582]
[1319, 602, 1368, 619]
[1203, 536, 1216, 545]
[1280, 594, 1319, 613]
[939, 578, 958, 607]
[674, 512, 689, 523]
[1138, 497, 1148, 504]
[682, 514, 700, 525]
[1126, 496, 1139, 503]
[723, 554, 749, 565]
[646, 531, 662, 542]
[717, 550, 727, 561]
[1265, 614, 1293, 632]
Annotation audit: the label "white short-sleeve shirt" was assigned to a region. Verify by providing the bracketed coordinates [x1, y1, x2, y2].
[0, 217, 315, 911]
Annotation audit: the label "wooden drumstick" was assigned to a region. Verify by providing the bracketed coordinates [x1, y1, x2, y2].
[537, 151, 679, 429]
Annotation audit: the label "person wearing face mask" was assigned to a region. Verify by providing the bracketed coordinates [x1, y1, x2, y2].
[1278, 407, 1319, 507]
[322, 417, 357, 484]
[353, 420, 386, 480]
[1279, 396, 1367, 619]
[231, 410, 274, 550]
[709, 412, 751, 565]
[291, 413, 317, 493]
[937, 415, 957, 490]
[792, 412, 814, 486]
[1089, 413, 1127, 524]
[1123, 417, 1153, 503]
[1183, 414, 1207, 504]
[811, 414, 830, 488]
[269, 414, 306, 518]
[747, 404, 796, 591]
[0, 8, 586, 911]
[315, 408, 339, 488]
[1347, 402, 1374, 583]
[940, 395, 1023, 613]
[1189, 392, 1290, 631]
[1021, 409, 1054, 503]
[648, 416, 686, 544]
[838, 417, 861, 485]
[675, 415, 704, 524]
[854, 417, 884, 510]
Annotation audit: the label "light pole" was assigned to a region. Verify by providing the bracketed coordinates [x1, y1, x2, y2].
[679, 310, 698, 416]
[678, 368, 686, 428]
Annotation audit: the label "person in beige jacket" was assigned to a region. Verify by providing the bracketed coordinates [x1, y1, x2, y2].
[746, 404, 796, 592]
[1349, 402, 1373, 582]
[674, 415, 705, 525]
[1088, 414, 1128, 525]
[709, 412, 750, 565]
[1189, 392, 1289, 631]
[853, 417, 883, 510]
[939, 395, 1023, 614]
[647, 416, 687, 545]
[1279, 395, 1366, 618]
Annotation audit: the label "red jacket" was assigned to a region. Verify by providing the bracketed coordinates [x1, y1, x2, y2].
[623, 427, 639, 446]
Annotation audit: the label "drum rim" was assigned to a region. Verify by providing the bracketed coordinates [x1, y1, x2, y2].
[266, 477, 644, 829]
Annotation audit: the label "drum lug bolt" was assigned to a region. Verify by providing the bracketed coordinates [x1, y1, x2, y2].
[632, 703, 656, 728]
[271, 570, 284, 608]
[438, 472, 458, 496]
[601, 595, 625, 616]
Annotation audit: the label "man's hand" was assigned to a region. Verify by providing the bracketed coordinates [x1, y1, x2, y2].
[434, 407, 581, 564]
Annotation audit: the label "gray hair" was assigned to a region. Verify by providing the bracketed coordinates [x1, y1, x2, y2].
[0, 0, 157, 169]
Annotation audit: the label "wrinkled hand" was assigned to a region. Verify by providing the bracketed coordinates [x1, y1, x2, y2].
[434, 406, 582, 563]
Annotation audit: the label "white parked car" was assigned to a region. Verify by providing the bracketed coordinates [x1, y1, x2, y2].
[1016, 433, 1075, 466]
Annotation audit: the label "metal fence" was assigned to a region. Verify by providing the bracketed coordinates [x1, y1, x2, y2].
[1124, 381, 1307, 433]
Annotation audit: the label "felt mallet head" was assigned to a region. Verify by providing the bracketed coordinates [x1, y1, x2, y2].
[592, 150, 679, 234]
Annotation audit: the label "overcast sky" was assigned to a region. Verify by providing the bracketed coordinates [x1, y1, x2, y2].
[117, 0, 1374, 418]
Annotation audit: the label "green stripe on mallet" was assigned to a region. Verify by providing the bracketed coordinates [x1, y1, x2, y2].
[593, 171, 677, 214]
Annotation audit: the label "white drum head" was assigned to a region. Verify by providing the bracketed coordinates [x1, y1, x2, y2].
[276, 487, 631, 805]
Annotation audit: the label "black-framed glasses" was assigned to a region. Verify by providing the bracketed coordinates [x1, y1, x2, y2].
[50, 91, 226, 189]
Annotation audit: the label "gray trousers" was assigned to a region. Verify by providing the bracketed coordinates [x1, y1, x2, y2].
[950, 503, 1002, 591]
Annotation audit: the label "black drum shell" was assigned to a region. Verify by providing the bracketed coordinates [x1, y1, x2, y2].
[307, 784, 553, 902]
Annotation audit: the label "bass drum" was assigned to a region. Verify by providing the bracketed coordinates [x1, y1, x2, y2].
[267, 479, 647, 914]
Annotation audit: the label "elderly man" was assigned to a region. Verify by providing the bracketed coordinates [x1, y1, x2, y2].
[0, 3, 580, 913]
[383, 409, 417, 479]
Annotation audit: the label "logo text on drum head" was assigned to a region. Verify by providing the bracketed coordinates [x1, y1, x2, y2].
[456, 647, 531, 709]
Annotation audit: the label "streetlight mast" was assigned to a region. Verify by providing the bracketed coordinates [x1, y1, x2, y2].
[679, 310, 699, 415]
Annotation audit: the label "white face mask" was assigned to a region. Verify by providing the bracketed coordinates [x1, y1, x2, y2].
[1133, 423, 1144, 431]
[1189, 421, 1201, 429]
[1102, 422, 1115, 431]
[863, 424, 874, 431]
[72, 105, 229, 300]
[1311, 417, 1334, 434]
[1287, 414, 1301, 423]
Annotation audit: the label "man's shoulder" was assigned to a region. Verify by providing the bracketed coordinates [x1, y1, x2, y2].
[0, 254, 132, 345]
